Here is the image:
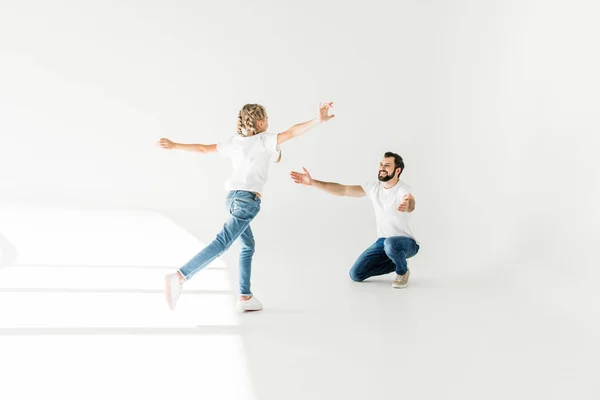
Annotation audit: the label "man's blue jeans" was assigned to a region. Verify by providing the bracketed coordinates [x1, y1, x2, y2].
[179, 190, 260, 296]
[349, 236, 419, 282]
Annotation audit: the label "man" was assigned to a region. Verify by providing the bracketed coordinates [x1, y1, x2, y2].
[290, 152, 419, 288]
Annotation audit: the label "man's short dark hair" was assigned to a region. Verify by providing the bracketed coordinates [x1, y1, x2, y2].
[384, 152, 404, 175]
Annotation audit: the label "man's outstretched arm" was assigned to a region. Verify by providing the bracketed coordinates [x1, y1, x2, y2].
[290, 168, 366, 197]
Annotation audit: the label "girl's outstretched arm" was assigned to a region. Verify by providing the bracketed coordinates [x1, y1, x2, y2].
[277, 101, 334, 145]
[157, 138, 217, 154]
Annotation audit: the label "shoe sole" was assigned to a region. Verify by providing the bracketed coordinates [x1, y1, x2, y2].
[237, 303, 263, 312]
[237, 305, 263, 312]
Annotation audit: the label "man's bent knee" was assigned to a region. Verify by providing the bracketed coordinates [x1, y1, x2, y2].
[349, 269, 364, 282]
[383, 237, 405, 256]
[383, 240, 395, 255]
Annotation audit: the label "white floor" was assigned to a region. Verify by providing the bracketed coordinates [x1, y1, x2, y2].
[0, 204, 598, 400]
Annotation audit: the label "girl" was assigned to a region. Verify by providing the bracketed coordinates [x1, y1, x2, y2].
[157, 101, 334, 311]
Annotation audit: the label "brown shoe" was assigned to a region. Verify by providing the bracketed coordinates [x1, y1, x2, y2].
[392, 268, 410, 289]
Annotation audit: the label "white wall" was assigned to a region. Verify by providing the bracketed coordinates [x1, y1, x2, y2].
[1, 0, 599, 319]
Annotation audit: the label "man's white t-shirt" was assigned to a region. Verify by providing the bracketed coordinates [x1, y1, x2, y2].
[216, 132, 281, 195]
[361, 180, 419, 243]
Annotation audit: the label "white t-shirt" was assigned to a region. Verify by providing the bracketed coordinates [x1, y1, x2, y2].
[216, 132, 281, 195]
[361, 180, 419, 243]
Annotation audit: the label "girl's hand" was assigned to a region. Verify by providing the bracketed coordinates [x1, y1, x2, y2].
[317, 101, 335, 123]
[157, 138, 176, 149]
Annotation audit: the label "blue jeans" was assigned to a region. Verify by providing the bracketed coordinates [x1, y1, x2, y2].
[349, 236, 419, 282]
[179, 190, 261, 296]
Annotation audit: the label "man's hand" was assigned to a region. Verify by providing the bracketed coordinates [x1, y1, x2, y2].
[317, 101, 335, 123]
[290, 167, 314, 186]
[157, 138, 176, 149]
[398, 194, 415, 212]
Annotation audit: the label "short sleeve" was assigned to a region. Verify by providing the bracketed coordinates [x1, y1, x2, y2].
[216, 136, 234, 156]
[360, 181, 378, 199]
[261, 133, 281, 162]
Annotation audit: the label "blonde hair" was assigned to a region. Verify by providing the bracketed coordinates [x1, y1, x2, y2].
[237, 104, 267, 136]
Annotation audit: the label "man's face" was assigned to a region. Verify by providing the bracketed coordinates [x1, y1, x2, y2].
[378, 157, 398, 182]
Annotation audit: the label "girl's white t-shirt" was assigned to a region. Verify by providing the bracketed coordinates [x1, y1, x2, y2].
[216, 132, 281, 195]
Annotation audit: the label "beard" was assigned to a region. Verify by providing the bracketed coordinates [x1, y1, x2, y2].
[378, 169, 396, 182]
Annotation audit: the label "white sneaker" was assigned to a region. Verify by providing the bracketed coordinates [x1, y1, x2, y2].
[237, 296, 263, 312]
[392, 268, 410, 289]
[165, 273, 183, 310]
